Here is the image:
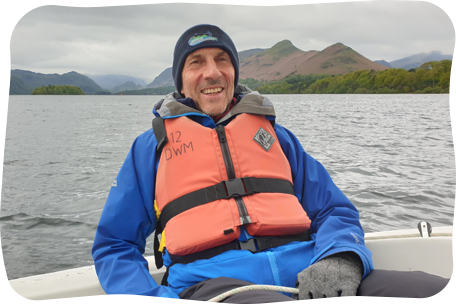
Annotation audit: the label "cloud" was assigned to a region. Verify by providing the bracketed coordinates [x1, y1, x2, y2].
[8, 1, 455, 83]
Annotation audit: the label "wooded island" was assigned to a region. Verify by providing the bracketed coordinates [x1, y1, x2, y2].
[32, 85, 85, 95]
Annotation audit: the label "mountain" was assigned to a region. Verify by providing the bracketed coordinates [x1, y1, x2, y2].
[147, 40, 389, 87]
[388, 51, 453, 70]
[147, 67, 174, 88]
[86, 74, 147, 90]
[10, 75, 33, 95]
[240, 41, 388, 81]
[111, 81, 141, 93]
[239, 40, 318, 81]
[11, 70, 103, 94]
[296, 42, 389, 75]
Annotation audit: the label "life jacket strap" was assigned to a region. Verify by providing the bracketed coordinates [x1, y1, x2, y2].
[154, 177, 295, 269]
[158, 177, 295, 231]
[152, 117, 168, 153]
[153, 222, 164, 269]
[159, 231, 311, 286]
[170, 231, 311, 263]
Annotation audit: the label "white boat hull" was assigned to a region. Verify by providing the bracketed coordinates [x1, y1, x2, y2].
[8, 225, 453, 300]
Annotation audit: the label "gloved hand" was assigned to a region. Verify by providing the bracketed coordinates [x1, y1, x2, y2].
[295, 252, 363, 299]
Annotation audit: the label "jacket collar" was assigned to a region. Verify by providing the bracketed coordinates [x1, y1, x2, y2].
[153, 84, 276, 124]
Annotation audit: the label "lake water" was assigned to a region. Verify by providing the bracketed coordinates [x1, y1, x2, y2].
[1, 94, 454, 280]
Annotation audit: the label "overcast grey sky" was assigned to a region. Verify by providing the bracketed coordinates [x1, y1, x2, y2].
[8, 1, 455, 83]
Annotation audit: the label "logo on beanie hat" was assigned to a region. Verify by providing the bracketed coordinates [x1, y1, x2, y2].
[188, 31, 218, 46]
[173, 24, 239, 94]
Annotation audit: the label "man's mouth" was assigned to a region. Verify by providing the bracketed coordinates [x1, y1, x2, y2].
[201, 87, 223, 95]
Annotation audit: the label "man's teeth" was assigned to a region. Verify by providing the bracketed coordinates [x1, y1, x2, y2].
[202, 88, 223, 94]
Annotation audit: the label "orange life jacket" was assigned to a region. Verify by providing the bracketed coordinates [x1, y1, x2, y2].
[154, 113, 311, 257]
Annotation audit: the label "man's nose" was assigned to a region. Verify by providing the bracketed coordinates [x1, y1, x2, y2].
[203, 59, 222, 80]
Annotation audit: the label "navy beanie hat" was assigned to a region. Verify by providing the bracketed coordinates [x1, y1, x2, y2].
[172, 24, 239, 95]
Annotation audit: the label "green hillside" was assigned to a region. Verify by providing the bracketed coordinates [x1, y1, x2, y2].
[11, 70, 103, 94]
[248, 74, 330, 94]
[304, 60, 451, 94]
[9, 76, 33, 95]
[254, 59, 451, 94]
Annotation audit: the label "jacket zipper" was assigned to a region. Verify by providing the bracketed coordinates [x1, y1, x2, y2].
[215, 125, 252, 225]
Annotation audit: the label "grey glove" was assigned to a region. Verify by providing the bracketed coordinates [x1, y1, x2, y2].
[295, 252, 363, 299]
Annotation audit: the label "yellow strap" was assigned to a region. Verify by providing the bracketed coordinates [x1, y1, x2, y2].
[159, 230, 166, 252]
[154, 200, 166, 252]
[153, 200, 161, 219]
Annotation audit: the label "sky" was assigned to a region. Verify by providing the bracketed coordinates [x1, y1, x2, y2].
[7, 0, 456, 83]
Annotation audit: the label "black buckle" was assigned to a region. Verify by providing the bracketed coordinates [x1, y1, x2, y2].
[224, 178, 246, 198]
[239, 238, 258, 252]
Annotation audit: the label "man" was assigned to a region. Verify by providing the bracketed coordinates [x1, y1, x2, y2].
[92, 24, 448, 301]
[93, 25, 372, 303]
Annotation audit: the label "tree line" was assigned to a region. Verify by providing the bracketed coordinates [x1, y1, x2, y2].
[241, 74, 331, 93]
[107, 86, 176, 95]
[240, 60, 451, 94]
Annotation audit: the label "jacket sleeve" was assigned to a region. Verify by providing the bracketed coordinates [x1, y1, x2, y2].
[275, 124, 373, 278]
[91, 130, 179, 298]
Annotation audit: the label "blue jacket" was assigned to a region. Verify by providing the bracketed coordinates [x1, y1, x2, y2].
[92, 86, 373, 298]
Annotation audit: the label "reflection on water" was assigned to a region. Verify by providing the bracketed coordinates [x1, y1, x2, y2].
[1, 94, 454, 279]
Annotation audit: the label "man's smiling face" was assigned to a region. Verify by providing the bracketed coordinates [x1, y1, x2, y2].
[180, 48, 235, 116]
